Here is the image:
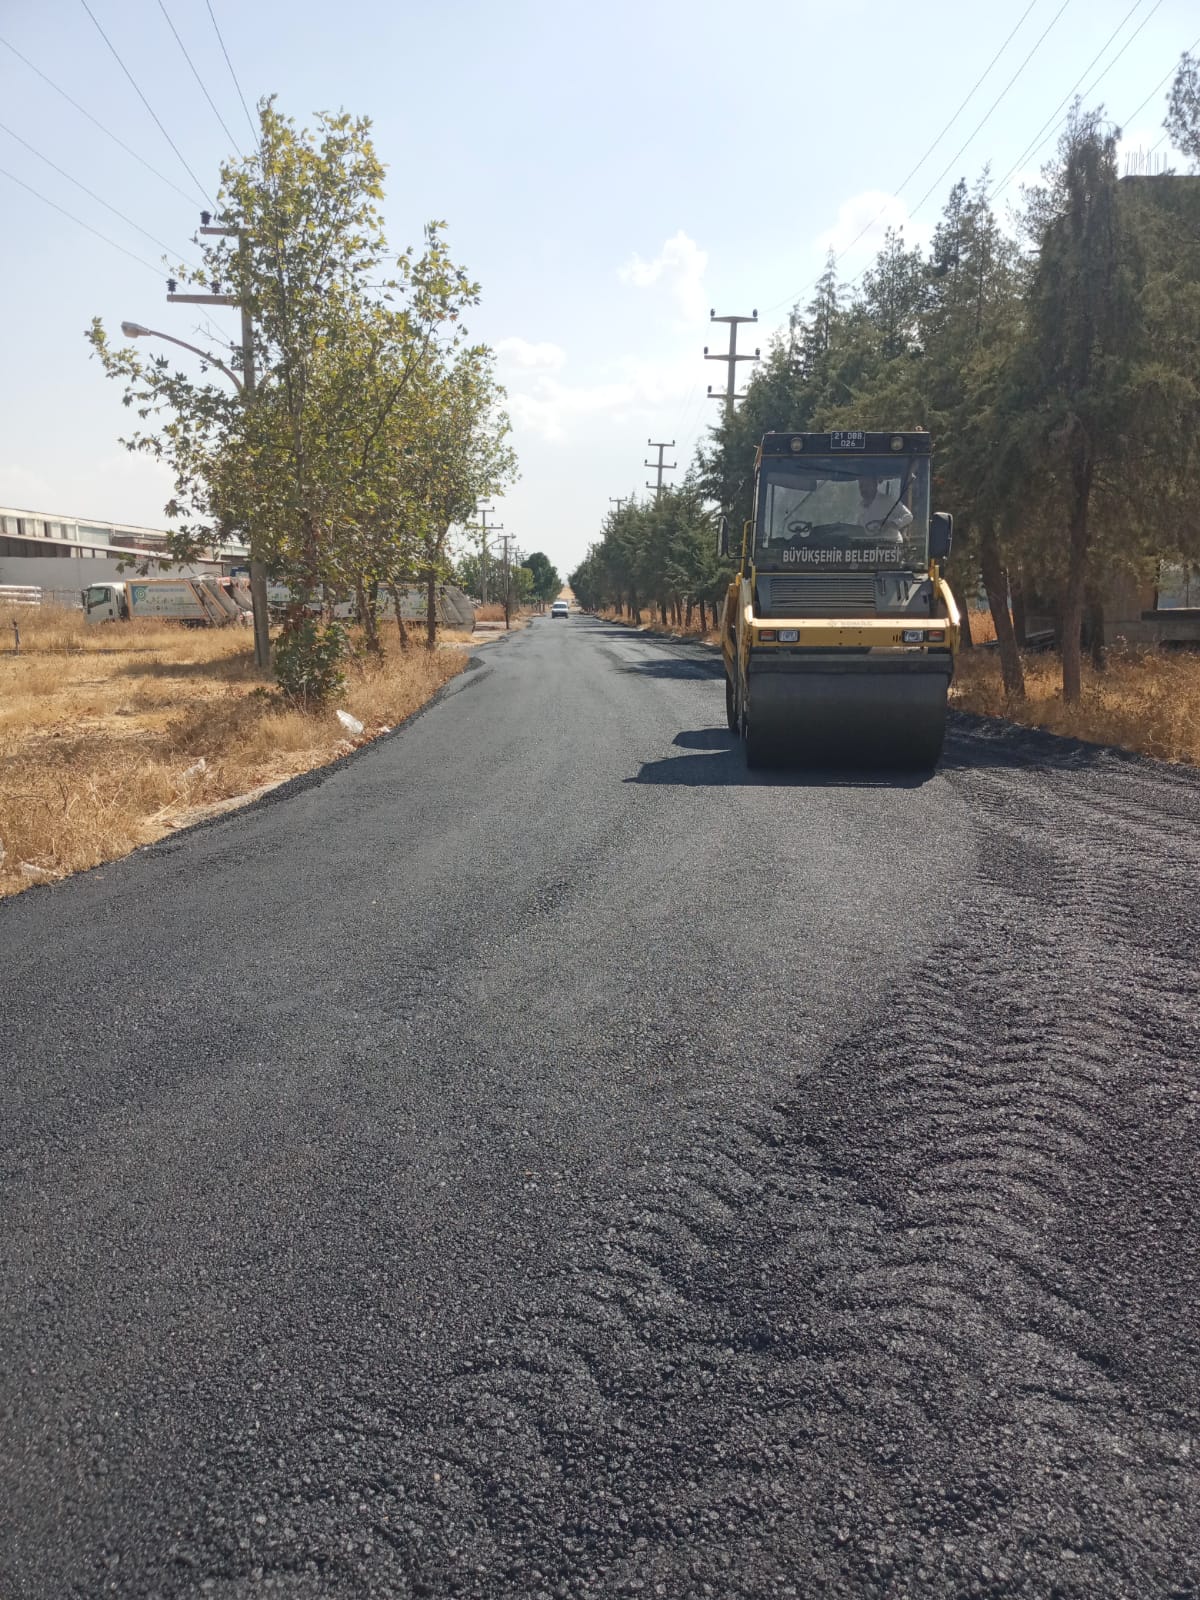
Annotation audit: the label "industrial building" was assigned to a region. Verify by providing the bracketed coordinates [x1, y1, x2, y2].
[0, 505, 247, 606]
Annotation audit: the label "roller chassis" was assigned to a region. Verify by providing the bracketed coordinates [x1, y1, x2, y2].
[721, 568, 960, 772]
[718, 429, 961, 771]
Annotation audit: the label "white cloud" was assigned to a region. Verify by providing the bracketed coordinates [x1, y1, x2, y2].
[502, 349, 700, 444]
[493, 336, 567, 372]
[816, 191, 933, 266]
[619, 230, 709, 323]
[506, 378, 632, 443]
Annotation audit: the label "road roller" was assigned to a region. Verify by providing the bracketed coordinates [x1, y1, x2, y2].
[721, 430, 959, 770]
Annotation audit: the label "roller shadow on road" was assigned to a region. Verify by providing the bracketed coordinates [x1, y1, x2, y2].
[627, 728, 935, 788]
[614, 658, 723, 681]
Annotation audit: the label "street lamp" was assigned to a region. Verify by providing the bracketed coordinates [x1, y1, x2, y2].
[120, 321, 243, 393]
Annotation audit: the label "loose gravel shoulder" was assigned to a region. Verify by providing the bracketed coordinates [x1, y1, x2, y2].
[1, 618, 1197, 1599]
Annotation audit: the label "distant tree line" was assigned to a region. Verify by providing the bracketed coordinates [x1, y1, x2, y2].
[574, 72, 1200, 705]
[569, 485, 724, 630]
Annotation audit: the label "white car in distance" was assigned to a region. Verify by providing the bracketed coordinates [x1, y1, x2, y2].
[550, 600, 570, 619]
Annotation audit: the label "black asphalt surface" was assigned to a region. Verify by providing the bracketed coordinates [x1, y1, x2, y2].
[3, 614, 1199, 1600]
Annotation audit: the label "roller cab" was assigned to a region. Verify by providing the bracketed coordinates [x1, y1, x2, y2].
[721, 431, 959, 770]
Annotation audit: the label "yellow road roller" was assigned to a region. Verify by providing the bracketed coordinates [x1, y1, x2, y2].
[721, 430, 959, 769]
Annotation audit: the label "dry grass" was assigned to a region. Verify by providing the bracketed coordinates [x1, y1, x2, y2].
[598, 607, 723, 647]
[0, 605, 465, 898]
[473, 602, 532, 630]
[965, 607, 997, 644]
[953, 645, 1200, 766]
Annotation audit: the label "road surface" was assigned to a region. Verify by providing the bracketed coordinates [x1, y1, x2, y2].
[2, 616, 1198, 1599]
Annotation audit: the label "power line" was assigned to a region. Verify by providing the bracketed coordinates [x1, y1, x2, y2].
[761, 0, 1046, 315]
[79, 0, 216, 209]
[0, 33, 203, 207]
[0, 119, 198, 268]
[985, 0, 1148, 197]
[676, 13, 1191, 460]
[156, 0, 242, 154]
[1129, 31, 1200, 136]
[908, 0, 1073, 217]
[0, 163, 162, 276]
[989, 0, 1167, 200]
[205, 0, 258, 145]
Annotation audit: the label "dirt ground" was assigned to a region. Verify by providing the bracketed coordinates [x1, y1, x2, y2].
[0, 606, 469, 898]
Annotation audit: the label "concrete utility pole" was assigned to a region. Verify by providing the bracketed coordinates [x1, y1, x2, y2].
[644, 439, 677, 499]
[608, 497, 628, 513]
[495, 532, 515, 630]
[168, 215, 271, 671]
[705, 310, 760, 416]
[466, 505, 503, 605]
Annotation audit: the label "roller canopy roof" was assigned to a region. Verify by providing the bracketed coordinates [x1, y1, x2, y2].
[759, 432, 932, 456]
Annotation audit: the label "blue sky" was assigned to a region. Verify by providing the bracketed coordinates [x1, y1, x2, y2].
[1, 0, 1195, 576]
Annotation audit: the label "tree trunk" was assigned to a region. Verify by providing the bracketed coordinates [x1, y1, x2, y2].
[387, 582, 410, 650]
[659, 600, 669, 626]
[1061, 554, 1087, 706]
[1086, 587, 1107, 671]
[425, 569, 438, 651]
[248, 556, 271, 670]
[1010, 565, 1028, 646]
[685, 599, 694, 629]
[1061, 467, 1093, 705]
[356, 578, 381, 655]
[630, 591, 640, 624]
[957, 584, 974, 649]
[979, 522, 1025, 702]
[699, 599, 707, 632]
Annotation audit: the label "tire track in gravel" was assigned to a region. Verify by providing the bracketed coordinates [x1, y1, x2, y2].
[250, 722, 1199, 1600]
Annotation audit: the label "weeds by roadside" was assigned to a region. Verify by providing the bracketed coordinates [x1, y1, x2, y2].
[598, 601, 1200, 767]
[953, 644, 1200, 766]
[0, 607, 465, 898]
[597, 607, 722, 647]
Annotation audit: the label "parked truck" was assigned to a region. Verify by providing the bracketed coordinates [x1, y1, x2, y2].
[82, 576, 250, 627]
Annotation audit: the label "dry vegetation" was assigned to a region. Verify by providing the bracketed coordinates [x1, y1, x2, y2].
[601, 603, 1199, 766]
[598, 607, 723, 647]
[472, 602, 533, 629]
[0, 606, 466, 899]
[953, 643, 1200, 766]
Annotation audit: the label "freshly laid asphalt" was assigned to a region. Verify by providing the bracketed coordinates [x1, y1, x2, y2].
[2, 615, 1199, 1600]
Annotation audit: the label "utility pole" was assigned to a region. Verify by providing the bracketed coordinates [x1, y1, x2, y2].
[644, 439, 677, 499]
[466, 505, 502, 605]
[608, 496, 628, 513]
[168, 213, 271, 671]
[705, 309, 760, 416]
[495, 532, 514, 630]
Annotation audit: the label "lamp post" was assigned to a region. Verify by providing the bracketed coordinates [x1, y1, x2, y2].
[120, 322, 243, 392]
[123, 315, 267, 666]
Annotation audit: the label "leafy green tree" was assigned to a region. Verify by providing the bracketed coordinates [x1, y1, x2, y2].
[523, 551, 562, 608]
[1166, 52, 1200, 169]
[1014, 108, 1161, 701]
[87, 100, 514, 679]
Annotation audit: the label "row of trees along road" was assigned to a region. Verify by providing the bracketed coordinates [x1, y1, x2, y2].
[569, 485, 723, 630]
[572, 77, 1200, 707]
[88, 100, 517, 688]
[454, 548, 562, 612]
